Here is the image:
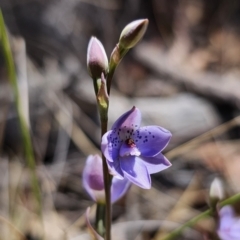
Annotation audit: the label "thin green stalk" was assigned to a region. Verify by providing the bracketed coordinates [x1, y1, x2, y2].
[101, 119, 112, 240]
[95, 203, 106, 236]
[160, 192, 240, 240]
[0, 10, 42, 215]
[106, 65, 116, 95]
[160, 209, 212, 240]
[107, 47, 128, 95]
[94, 73, 111, 239]
[220, 192, 240, 206]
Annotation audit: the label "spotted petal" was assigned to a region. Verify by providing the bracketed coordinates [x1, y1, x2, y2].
[102, 130, 121, 162]
[134, 126, 171, 157]
[111, 107, 141, 140]
[120, 156, 151, 189]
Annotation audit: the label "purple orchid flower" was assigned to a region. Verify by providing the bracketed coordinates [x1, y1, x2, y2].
[101, 106, 172, 189]
[217, 205, 240, 240]
[83, 155, 131, 203]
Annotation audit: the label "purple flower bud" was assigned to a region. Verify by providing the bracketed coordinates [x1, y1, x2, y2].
[83, 155, 105, 203]
[101, 106, 172, 189]
[87, 37, 108, 79]
[217, 205, 240, 240]
[119, 19, 148, 49]
[82, 155, 131, 203]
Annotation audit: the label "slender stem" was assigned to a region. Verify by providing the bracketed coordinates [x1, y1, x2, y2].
[94, 73, 111, 238]
[95, 203, 106, 236]
[107, 47, 128, 95]
[220, 192, 240, 206]
[0, 10, 42, 215]
[106, 64, 116, 95]
[160, 209, 212, 240]
[101, 119, 112, 240]
[160, 192, 240, 240]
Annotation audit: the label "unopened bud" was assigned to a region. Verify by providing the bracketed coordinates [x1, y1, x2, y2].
[210, 178, 224, 201]
[119, 19, 148, 49]
[87, 37, 108, 79]
[209, 178, 224, 210]
[83, 154, 131, 204]
[83, 155, 105, 203]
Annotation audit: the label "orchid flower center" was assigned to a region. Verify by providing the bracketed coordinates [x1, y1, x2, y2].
[125, 138, 136, 148]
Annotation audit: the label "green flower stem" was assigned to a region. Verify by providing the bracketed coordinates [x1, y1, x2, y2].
[107, 47, 128, 95]
[160, 209, 212, 240]
[106, 63, 116, 95]
[160, 192, 240, 240]
[94, 73, 111, 240]
[0, 10, 42, 215]
[94, 120, 111, 240]
[96, 203, 106, 236]
[101, 118, 112, 240]
[93, 78, 102, 97]
[220, 192, 240, 206]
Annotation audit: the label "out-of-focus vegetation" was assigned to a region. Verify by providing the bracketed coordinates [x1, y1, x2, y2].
[1, 0, 240, 239]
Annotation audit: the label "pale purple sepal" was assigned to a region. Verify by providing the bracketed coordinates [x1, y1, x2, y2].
[111, 177, 131, 203]
[217, 205, 240, 240]
[83, 155, 104, 202]
[133, 126, 171, 157]
[111, 106, 141, 132]
[141, 153, 172, 174]
[120, 156, 151, 189]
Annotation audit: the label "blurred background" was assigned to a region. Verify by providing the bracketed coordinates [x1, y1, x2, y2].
[1, 0, 240, 239]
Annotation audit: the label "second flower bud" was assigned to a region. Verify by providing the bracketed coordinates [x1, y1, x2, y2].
[87, 37, 108, 79]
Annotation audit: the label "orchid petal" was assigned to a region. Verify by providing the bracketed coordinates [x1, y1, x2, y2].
[106, 158, 124, 179]
[101, 130, 121, 162]
[141, 153, 171, 174]
[218, 206, 240, 240]
[120, 156, 151, 189]
[111, 107, 141, 140]
[111, 177, 131, 203]
[230, 220, 240, 239]
[134, 126, 171, 157]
